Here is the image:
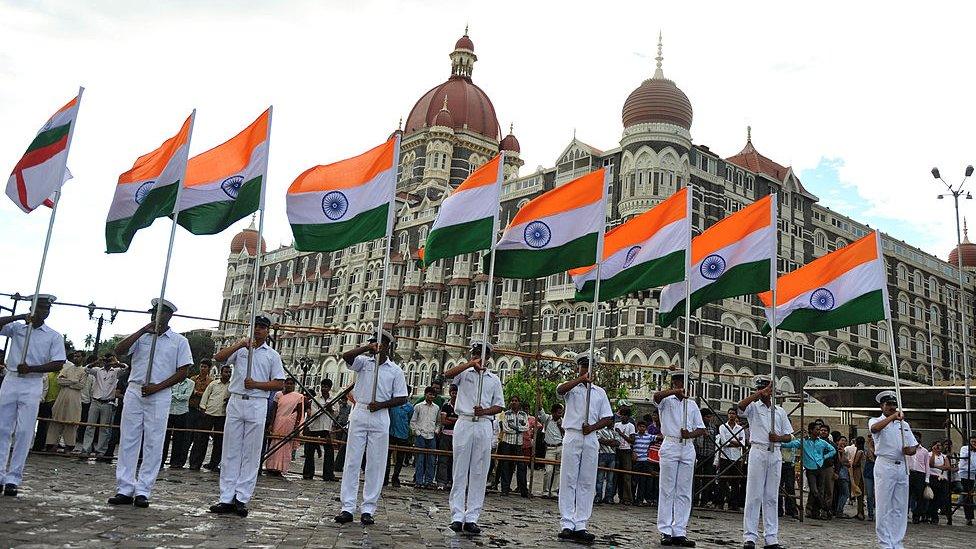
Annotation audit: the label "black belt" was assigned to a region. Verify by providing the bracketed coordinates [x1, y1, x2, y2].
[547, 443, 562, 447]
[94, 397, 115, 403]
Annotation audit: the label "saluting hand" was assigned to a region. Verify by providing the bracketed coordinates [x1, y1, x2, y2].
[472, 358, 486, 372]
[141, 322, 158, 335]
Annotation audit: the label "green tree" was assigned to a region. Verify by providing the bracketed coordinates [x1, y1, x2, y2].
[502, 359, 629, 415]
[97, 335, 127, 357]
[183, 330, 216, 366]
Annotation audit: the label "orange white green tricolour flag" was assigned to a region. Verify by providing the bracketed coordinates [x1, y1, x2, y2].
[105, 112, 195, 253]
[570, 187, 689, 301]
[6, 92, 82, 213]
[423, 154, 503, 266]
[177, 109, 270, 236]
[659, 193, 776, 326]
[287, 136, 397, 252]
[492, 169, 606, 279]
[758, 231, 887, 333]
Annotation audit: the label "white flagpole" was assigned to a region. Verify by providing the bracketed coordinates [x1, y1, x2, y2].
[145, 110, 196, 386]
[877, 231, 909, 474]
[583, 167, 610, 420]
[768, 194, 779, 452]
[475, 152, 505, 421]
[245, 106, 272, 380]
[370, 133, 401, 404]
[18, 86, 84, 365]
[681, 184, 694, 442]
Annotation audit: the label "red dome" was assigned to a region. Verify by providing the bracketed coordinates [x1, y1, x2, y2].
[405, 77, 499, 139]
[622, 76, 693, 130]
[948, 242, 976, 269]
[455, 34, 474, 51]
[230, 225, 266, 255]
[500, 129, 520, 153]
[432, 98, 455, 128]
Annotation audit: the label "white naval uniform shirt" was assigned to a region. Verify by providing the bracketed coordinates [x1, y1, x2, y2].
[740, 400, 793, 448]
[128, 329, 193, 386]
[559, 383, 613, 432]
[452, 368, 504, 417]
[0, 322, 66, 379]
[658, 395, 706, 438]
[348, 355, 407, 404]
[869, 414, 918, 462]
[227, 343, 286, 398]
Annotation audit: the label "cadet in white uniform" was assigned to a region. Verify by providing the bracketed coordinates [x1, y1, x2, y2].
[0, 295, 66, 496]
[555, 355, 614, 544]
[654, 371, 706, 547]
[442, 341, 505, 535]
[334, 330, 408, 526]
[208, 314, 285, 517]
[869, 390, 919, 549]
[737, 376, 793, 549]
[108, 299, 192, 508]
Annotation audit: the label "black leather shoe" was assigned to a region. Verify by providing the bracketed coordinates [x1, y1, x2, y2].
[744, 543, 756, 549]
[463, 522, 482, 535]
[133, 495, 149, 508]
[449, 521, 463, 532]
[763, 545, 786, 549]
[233, 499, 249, 517]
[558, 528, 575, 540]
[574, 530, 596, 543]
[209, 502, 235, 514]
[334, 511, 354, 524]
[107, 493, 133, 505]
[360, 513, 375, 526]
[672, 537, 695, 547]
[3, 484, 17, 496]
[660, 534, 673, 546]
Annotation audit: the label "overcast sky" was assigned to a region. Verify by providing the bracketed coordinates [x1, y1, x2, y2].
[2, 1, 975, 350]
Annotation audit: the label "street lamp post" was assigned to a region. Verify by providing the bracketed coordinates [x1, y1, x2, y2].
[933, 165, 974, 438]
[297, 355, 313, 388]
[86, 302, 119, 357]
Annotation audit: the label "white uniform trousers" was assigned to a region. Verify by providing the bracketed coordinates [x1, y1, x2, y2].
[340, 403, 391, 515]
[115, 385, 170, 498]
[558, 429, 599, 531]
[874, 456, 909, 549]
[449, 417, 493, 523]
[743, 445, 782, 545]
[657, 439, 696, 537]
[0, 376, 43, 486]
[219, 395, 268, 504]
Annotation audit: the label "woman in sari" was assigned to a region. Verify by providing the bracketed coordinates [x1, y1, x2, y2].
[264, 378, 304, 476]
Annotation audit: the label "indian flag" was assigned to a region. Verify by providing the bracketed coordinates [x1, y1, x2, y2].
[570, 187, 689, 301]
[287, 136, 397, 252]
[659, 194, 776, 327]
[177, 108, 270, 235]
[105, 112, 195, 253]
[759, 231, 886, 333]
[6, 91, 82, 213]
[424, 154, 503, 266]
[493, 169, 605, 279]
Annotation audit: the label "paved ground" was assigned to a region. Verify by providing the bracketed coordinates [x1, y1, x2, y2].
[0, 455, 973, 548]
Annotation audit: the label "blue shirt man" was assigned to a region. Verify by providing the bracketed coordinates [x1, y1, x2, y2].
[389, 400, 414, 440]
[782, 433, 837, 470]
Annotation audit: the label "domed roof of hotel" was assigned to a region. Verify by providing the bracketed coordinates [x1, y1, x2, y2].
[622, 33, 693, 131]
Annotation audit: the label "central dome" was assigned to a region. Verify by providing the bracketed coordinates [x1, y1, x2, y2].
[404, 32, 500, 140]
[621, 34, 693, 131]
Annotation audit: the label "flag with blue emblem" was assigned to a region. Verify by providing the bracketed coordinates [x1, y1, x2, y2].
[286, 136, 397, 252]
[177, 109, 270, 235]
[658, 194, 776, 326]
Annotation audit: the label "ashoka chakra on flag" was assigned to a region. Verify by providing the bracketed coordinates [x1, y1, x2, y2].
[220, 175, 245, 199]
[135, 181, 155, 204]
[321, 191, 349, 221]
[523, 220, 552, 249]
[809, 288, 835, 311]
[700, 254, 727, 280]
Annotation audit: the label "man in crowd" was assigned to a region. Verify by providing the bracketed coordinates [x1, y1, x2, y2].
[595, 421, 618, 504]
[35, 370, 59, 451]
[411, 386, 440, 489]
[161, 373, 194, 469]
[75, 355, 94, 448]
[44, 349, 87, 452]
[869, 390, 918, 549]
[190, 364, 231, 471]
[614, 405, 636, 505]
[536, 402, 564, 498]
[783, 422, 836, 520]
[631, 419, 655, 505]
[334, 330, 408, 526]
[693, 407, 718, 508]
[960, 432, 975, 526]
[818, 424, 837, 518]
[185, 359, 213, 465]
[908, 431, 930, 524]
[442, 340, 505, 535]
[654, 371, 706, 547]
[384, 385, 413, 488]
[738, 376, 793, 549]
[716, 407, 746, 512]
[302, 377, 336, 481]
[0, 295, 66, 496]
[108, 298, 192, 508]
[498, 394, 529, 497]
[436, 384, 458, 490]
[554, 354, 614, 543]
[208, 314, 285, 517]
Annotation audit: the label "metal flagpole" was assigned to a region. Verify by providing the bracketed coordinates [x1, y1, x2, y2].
[145, 110, 196, 386]
[681, 184, 694, 442]
[952, 213, 973, 439]
[583, 168, 610, 420]
[768, 194, 779, 452]
[877, 231, 909, 474]
[245, 107, 272, 380]
[474, 153, 505, 421]
[18, 86, 84, 365]
[370, 132, 401, 403]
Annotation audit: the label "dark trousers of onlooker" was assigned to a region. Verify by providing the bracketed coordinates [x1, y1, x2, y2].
[615, 449, 634, 504]
[779, 461, 799, 517]
[33, 401, 54, 451]
[189, 413, 225, 470]
[436, 433, 453, 487]
[184, 408, 204, 465]
[909, 470, 929, 521]
[77, 402, 90, 444]
[823, 467, 835, 515]
[384, 435, 408, 485]
[718, 458, 744, 510]
[928, 477, 951, 523]
[805, 468, 828, 517]
[961, 478, 975, 522]
[104, 400, 124, 458]
[694, 459, 717, 507]
[161, 412, 189, 468]
[302, 429, 335, 480]
[834, 477, 851, 516]
[498, 441, 527, 495]
[333, 430, 347, 471]
[648, 462, 660, 504]
[595, 453, 616, 503]
[633, 460, 653, 504]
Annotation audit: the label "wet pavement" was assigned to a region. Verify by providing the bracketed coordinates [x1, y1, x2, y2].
[1, 454, 973, 548]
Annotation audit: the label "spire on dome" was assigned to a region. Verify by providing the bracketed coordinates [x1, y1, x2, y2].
[747, 125, 752, 143]
[965, 218, 971, 244]
[653, 30, 665, 79]
[248, 213, 256, 229]
[442, 95, 449, 111]
[451, 30, 477, 78]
